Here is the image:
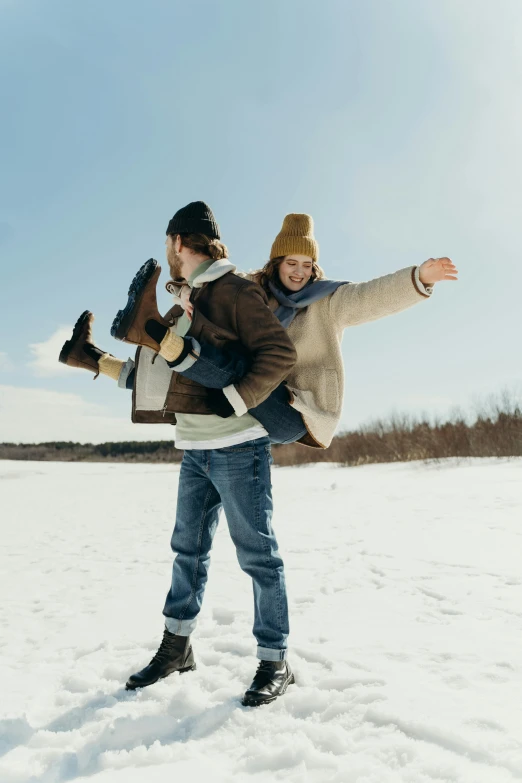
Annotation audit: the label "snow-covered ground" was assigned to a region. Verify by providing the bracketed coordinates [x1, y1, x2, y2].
[1, 458, 521, 783]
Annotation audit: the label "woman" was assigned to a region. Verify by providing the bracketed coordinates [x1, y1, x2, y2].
[165, 213, 457, 448]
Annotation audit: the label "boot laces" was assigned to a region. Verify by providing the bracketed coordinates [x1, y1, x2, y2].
[150, 630, 180, 665]
[255, 660, 284, 681]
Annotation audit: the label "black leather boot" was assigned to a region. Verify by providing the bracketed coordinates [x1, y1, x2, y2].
[125, 629, 196, 690]
[242, 660, 295, 707]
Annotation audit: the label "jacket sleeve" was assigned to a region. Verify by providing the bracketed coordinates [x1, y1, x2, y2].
[222, 284, 297, 415]
[329, 266, 432, 330]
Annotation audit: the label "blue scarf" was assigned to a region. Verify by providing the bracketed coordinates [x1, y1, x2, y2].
[269, 279, 349, 327]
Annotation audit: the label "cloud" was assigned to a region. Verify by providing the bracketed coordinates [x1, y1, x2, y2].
[0, 352, 14, 372]
[0, 385, 174, 444]
[28, 326, 80, 377]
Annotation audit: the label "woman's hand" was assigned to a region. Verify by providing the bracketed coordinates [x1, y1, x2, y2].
[180, 285, 194, 320]
[419, 257, 459, 286]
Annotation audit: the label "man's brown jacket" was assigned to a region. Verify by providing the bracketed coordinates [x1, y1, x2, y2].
[131, 270, 297, 424]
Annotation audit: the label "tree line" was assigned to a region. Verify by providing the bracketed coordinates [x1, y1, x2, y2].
[2, 391, 520, 466]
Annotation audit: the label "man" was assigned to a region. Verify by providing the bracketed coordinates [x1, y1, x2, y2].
[60, 201, 297, 706]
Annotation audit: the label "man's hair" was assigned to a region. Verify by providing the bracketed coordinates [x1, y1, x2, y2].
[251, 256, 325, 293]
[176, 232, 229, 261]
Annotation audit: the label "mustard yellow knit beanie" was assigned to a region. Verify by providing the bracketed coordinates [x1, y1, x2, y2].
[270, 213, 319, 261]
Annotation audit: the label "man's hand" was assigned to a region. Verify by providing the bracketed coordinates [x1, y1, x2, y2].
[180, 285, 194, 320]
[419, 257, 458, 286]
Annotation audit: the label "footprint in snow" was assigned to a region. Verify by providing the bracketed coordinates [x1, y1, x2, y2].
[495, 661, 516, 671]
[369, 565, 387, 578]
[418, 587, 447, 601]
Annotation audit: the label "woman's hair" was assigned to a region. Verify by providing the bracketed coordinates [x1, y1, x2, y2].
[178, 232, 229, 260]
[252, 256, 325, 293]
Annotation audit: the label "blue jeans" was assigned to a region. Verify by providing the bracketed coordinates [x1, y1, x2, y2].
[181, 342, 308, 445]
[163, 437, 289, 661]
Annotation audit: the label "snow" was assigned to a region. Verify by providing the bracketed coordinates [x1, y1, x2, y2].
[1, 457, 521, 782]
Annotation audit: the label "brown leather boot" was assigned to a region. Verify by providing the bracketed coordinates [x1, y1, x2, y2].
[111, 258, 170, 352]
[59, 311, 103, 375]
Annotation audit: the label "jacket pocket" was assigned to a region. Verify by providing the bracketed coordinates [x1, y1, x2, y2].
[173, 374, 208, 395]
[199, 324, 233, 348]
[292, 368, 340, 411]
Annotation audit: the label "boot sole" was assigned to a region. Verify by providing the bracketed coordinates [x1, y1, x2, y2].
[59, 310, 93, 365]
[111, 258, 159, 342]
[125, 662, 196, 691]
[241, 672, 295, 707]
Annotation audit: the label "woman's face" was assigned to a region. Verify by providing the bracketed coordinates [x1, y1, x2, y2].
[278, 254, 314, 292]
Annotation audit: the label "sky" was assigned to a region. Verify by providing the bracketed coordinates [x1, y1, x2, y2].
[0, 0, 521, 444]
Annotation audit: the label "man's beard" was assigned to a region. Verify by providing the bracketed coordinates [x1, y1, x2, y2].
[167, 247, 184, 280]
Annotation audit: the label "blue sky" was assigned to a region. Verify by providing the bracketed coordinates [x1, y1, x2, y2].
[1, 0, 520, 443]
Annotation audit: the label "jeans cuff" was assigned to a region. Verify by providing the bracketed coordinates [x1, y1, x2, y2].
[257, 646, 287, 662]
[164, 616, 197, 636]
[172, 337, 201, 372]
[118, 357, 135, 388]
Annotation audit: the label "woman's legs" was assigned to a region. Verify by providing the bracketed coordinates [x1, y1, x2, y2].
[180, 342, 249, 388]
[59, 310, 127, 382]
[181, 342, 307, 445]
[250, 385, 307, 444]
[59, 311, 308, 445]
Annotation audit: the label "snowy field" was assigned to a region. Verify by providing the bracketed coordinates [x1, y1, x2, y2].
[1, 457, 521, 783]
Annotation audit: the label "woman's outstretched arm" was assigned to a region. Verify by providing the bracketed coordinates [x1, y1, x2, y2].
[328, 258, 457, 329]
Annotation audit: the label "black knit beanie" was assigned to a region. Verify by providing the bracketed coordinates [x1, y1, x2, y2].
[166, 201, 220, 239]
